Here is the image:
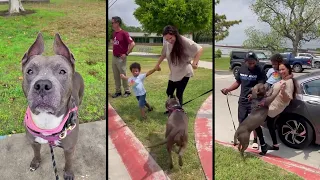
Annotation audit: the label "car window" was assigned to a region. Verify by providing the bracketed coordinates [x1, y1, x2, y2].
[307, 54, 312, 57]
[256, 52, 267, 59]
[232, 52, 246, 59]
[304, 79, 320, 96]
[299, 53, 306, 56]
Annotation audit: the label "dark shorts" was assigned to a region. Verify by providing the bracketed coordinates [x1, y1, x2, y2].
[136, 93, 147, 108]
[238, 103, 251, 123]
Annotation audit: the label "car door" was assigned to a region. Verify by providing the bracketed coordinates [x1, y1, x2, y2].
[301, 78, 320, 134]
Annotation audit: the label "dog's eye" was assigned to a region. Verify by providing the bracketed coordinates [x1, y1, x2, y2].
[27, 69, 33, 75]
[59, 70, 66, 75]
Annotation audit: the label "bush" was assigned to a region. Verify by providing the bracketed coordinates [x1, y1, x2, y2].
[215, 49, 222, 58]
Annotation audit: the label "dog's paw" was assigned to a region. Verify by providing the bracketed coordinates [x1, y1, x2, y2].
[29, 158, 41, 172]
[64, 171, 75, 180]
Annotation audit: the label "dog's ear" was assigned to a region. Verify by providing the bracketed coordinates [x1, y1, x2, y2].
[54, 33, 75, 68]
[21, 32, 44, 66]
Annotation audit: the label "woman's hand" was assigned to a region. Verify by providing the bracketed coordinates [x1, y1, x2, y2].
[154, 66, 161, 71]
[192, 63, 198, 69]
[154, 64, 161, 71]
[280, 83, 286, 94]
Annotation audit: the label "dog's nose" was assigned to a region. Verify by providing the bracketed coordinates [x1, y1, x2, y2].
[34, 80, 52, 92]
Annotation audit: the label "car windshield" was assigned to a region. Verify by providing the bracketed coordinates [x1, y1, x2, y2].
[255, 52, 267, 59]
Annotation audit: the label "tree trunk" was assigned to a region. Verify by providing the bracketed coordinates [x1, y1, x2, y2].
[9, 0, 25, 14]
[292, 39, 299, 56]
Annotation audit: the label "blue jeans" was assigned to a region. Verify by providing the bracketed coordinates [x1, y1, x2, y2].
[136, 93, 147, 108]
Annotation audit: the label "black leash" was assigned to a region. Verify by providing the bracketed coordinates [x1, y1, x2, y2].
[224, 93, 249, 131]
[49, 144, 59, 180]
[182, 89, 213, 106]
[226, 94, 237, 131]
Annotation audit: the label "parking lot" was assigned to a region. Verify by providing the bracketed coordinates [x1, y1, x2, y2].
[215, 68, 320, 169]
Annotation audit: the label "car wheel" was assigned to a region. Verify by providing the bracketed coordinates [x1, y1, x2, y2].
[293, 64, 303, 73]
[232, 66, 240, 78]
[315, 62, 320, 69]
[277, 117, 313, 149]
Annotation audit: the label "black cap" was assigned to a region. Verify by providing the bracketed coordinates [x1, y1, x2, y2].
[244, 51, 258, 61]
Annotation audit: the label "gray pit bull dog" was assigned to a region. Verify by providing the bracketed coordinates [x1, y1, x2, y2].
[147, 96, 188, 169]
[233, 83, 280, 158]
[22, 33, 84, 180]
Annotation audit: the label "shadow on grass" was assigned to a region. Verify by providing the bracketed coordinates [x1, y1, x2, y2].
[0, 10, 36, 17]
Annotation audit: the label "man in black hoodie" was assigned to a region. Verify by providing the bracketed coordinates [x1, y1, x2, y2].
[221, 51, 271, 155]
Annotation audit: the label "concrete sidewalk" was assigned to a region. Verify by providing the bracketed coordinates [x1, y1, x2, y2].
[108, 136, 131, 180]
[0, 120, 106, 180]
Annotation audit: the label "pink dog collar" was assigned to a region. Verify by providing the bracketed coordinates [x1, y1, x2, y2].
[24, 106, 78, 143]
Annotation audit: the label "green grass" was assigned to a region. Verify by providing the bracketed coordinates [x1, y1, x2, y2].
[215, 143, 303, 180]
[0, 0, 106, 135]
[215, 57, 230, 70]
[109, 45, 213, 61]
[108, 52, 212, 179]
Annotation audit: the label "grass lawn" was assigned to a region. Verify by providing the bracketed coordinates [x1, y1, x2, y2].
[215, 57, 230, 70]
[0, 0, 106, 135]
[215, 143, 303, 180]
[108, 52, 212, 179]
[109, 45, 213, 62]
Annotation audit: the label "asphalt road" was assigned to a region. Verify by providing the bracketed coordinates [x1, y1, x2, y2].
[215, 69, 320, 169]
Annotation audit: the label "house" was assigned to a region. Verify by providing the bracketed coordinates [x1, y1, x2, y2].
[128, 32, 194, 45]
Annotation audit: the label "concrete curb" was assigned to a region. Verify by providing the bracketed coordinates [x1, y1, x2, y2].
[194, 94, 213, 180]
[215, 140, 320, 180]
[108, 103, 170, 180]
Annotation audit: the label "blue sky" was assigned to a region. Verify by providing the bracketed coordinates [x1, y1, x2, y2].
[215, 0, 320, 49]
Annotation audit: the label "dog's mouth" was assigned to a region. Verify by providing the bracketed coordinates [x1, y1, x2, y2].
[34, 103, 54, 114]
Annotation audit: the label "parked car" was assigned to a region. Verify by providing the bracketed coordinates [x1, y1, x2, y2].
[296, 53, 320, 69]
[264, 71, 320, 149]
[229, 51, 272, 78]
[280, 52, 312, 73]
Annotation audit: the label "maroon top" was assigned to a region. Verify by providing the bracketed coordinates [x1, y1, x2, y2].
[112, 30, 133, 57]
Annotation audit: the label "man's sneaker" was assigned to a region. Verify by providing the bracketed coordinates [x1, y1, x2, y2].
[259, 143, 271, 155]
[123, 91, 131, 97]
[112, 92, 121, 98]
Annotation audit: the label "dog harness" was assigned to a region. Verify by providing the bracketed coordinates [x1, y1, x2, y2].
[24, 106, 78, 146]
[167, 104, 185, 117]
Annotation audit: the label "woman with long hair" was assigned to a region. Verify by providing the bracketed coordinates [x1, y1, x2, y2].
[155, 25, 203, 114]
[265, 61, 295, 153]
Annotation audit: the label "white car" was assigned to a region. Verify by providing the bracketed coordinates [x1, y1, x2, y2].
[296, 53, 320, 68]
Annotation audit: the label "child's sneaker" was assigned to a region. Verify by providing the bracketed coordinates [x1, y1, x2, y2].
[147, 106, 153, 112]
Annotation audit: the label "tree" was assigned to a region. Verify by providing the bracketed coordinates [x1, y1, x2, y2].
[193, 10, 213, 43]
[9, 0, 25, 14]
[133, 0, 212, 35]
[243, 27, 286, 54]
[215, 0, 241, 42]
[108, 19, 143, 40]
[251, 0, 320, 56]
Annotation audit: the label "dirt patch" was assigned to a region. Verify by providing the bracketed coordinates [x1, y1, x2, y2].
[0, 9, 36, 17]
